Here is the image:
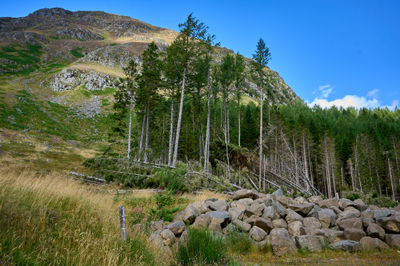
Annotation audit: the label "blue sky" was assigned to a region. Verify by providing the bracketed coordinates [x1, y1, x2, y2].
[2, 0, 400, 109]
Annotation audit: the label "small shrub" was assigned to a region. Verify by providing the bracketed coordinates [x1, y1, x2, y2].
[346, 192, 361, 201]
[147, 168, 188, 194]
[70, 47, 84, 58]
[149, 192, 181, 222]
[225, 230, 252, 254]
[154, 192, 175, 208]
[176, 228, 228, 265]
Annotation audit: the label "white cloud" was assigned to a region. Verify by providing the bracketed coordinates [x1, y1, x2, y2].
[367, 89, 379, 97]
[315, 84, 333, 98]
[308, 85, 398, 110]
[308, 95, 380, 109]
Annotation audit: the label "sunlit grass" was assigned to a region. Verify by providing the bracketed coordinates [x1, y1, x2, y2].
[0, 168, 163, 265]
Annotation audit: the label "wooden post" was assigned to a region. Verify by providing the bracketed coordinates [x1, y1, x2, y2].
[119, 206, 127, 242]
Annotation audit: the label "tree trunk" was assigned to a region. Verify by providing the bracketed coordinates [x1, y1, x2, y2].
[127, 102, 133, 159]
[227, 100, 230, 144]
[324, 135, 332, 198]
[302, 132, 310, 191]
[341, 166, 344, 187]
[332, 163, 337, 196]
[263, 154, 266, 191]
[144, 105, 150, 163]
[223, 94, 231, 179]
[376, 169, 382, 197]
[259, 87, 263, 190]
[172, 67, 187, 167]
[138, 114, 146, 162]
[168, 98, 175, 166]
[238, 94, 241, 147]
[354, 137, 363, 192]
[293, 135, 299, 185]
[392, 138, 400, 185]
[388, 157, 396, 201]
[307, 137, 314, 187]
[349, 159, 355, 191]
[204, 76, 211, 174]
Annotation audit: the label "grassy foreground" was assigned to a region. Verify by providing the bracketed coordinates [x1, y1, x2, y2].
[0, 168, 161, 265]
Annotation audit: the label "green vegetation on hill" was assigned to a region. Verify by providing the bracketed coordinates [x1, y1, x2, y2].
[70, 47, 84, 58]
[0, 43, 43, 75]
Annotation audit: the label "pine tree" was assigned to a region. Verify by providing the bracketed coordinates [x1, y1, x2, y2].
[234, 53, 246, 147]
[252, 38, 271, 190]
[136, 42, 162, 162]
[112, 59, 138, 159]
[163, 41, 183, 166]
[171, 13, 213, 167]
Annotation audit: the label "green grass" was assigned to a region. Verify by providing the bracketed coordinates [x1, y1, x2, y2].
[0, 89, 76, 139]
[0, 43, 43, 75]
[0, 88, 113, 145]
[225, 230, 252, 254]
[70, 47, 84, 58]
[177, 228, 229, 265]
[77, 86, 116, 98]
[40, 61, 70, 74]
[121, 192, 188, 226]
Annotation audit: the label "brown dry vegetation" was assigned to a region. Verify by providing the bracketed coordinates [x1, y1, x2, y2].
[0, 166, 166, 265]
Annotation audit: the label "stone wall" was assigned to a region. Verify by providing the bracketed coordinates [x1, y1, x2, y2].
[148, 189, 400, 256]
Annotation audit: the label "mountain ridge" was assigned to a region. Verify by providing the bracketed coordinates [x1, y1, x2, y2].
[0, 7, 298, 117]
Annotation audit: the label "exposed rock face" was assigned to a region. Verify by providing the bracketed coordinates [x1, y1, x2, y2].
[303, 217, 322, 229]
[288, 221, 305, 236]
[146, 188, 400, 256]
[165, 221, 185, 236]
[246, 216, 273, 233]
[360, 236, 389, 251]
[344, 228, 366, 241]
[207, 211, 231, 226]
[183, 204, 200, 224]
[209, 200, 228, 211]
[318, 208, 337, 228]
[192, 214, 211, 229]
[337, 218, 363, 231]
[49, 69, 115, 92]
[288, 203, 313, 216]
[285, 209, 304, 224]
[232, 189, 259, 200]
[385, 234, 400, 249]
[249, 226, 267, 241]
[270, 228, 297, 256]
[367, 223, 385, 240]
[295, 235, 325, 252]
[272, 218, 288, 229]
[330, 240, 361, 252]
[376, 215, 400, 233]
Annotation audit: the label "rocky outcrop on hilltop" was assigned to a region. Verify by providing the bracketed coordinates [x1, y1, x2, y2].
[145, 189, 400, 256]
[79, 45, 139, 68]
[0, 8, 164, 43]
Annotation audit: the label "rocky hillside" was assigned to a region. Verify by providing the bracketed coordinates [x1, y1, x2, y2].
[0, 8, 298, 117]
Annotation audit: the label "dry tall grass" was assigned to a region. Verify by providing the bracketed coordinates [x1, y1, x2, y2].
[0, 167, 162, 265]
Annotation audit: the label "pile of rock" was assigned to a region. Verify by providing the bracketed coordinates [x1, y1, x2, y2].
[148, 189, 400, 256]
